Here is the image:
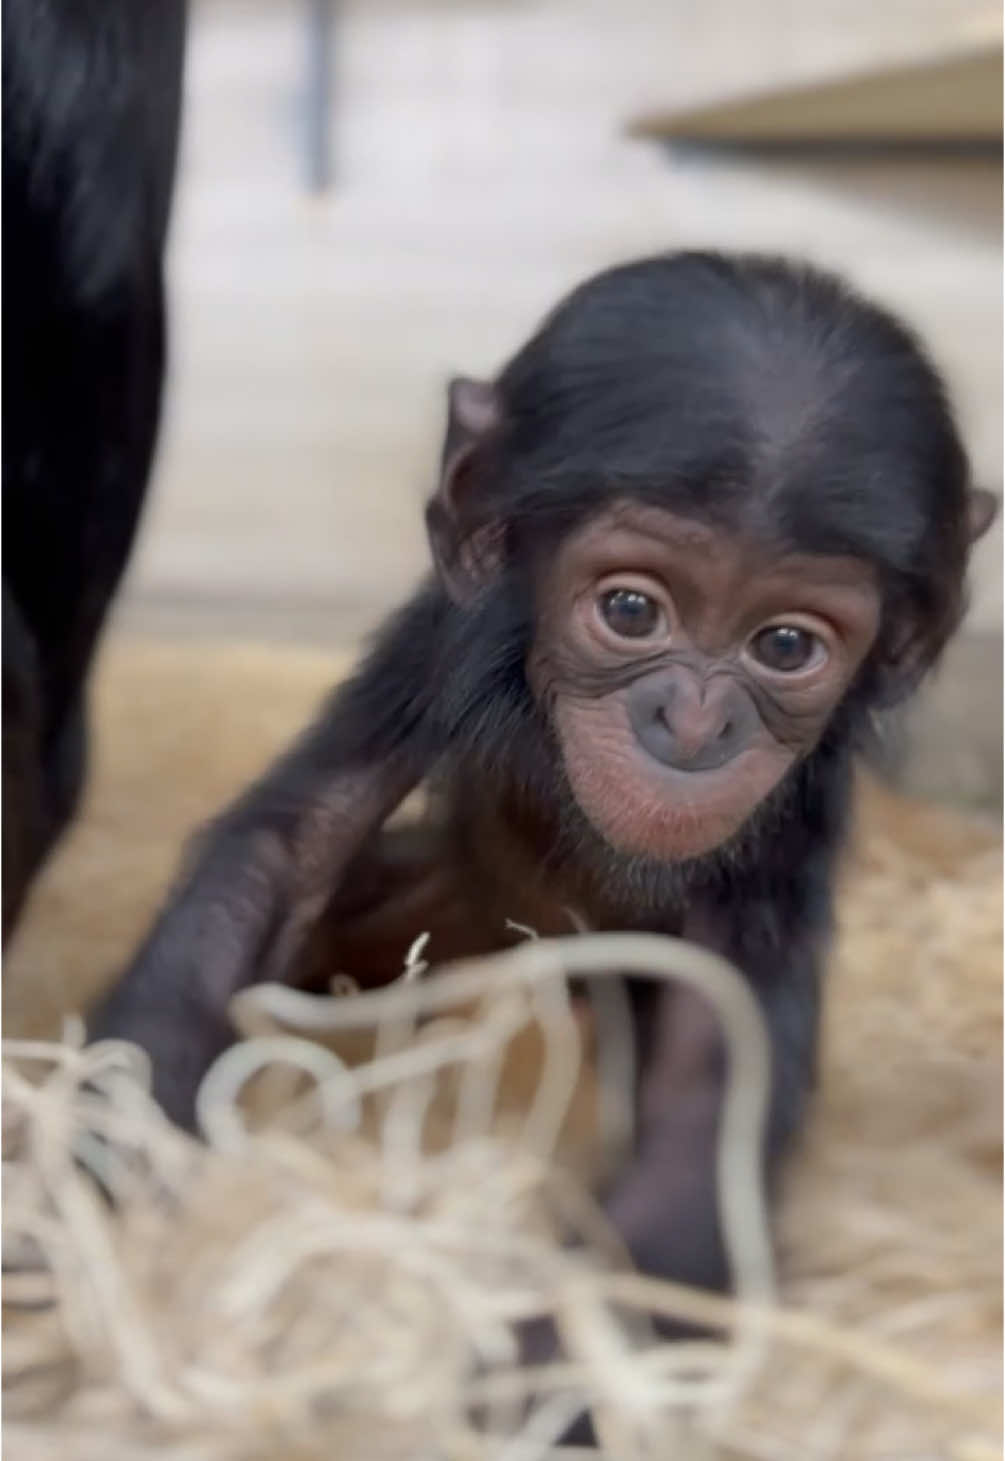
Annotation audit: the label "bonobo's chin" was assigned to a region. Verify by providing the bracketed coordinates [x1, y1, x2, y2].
[588, 792, 758, 864]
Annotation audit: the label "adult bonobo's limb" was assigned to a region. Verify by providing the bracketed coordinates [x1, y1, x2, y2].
[88, 588, 447, 1128]
[3, 0, 186, 934]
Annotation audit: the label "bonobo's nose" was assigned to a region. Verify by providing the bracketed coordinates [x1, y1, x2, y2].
[628, 671, 748, 772]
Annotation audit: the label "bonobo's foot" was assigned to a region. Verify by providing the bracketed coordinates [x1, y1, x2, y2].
[515, 1285, 719, 1449]
[517, 1313, 597, 1447]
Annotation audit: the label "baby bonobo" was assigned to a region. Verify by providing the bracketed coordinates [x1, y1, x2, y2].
[91, 251, 995, 1302]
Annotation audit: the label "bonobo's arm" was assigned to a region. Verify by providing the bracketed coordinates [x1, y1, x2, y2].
[602, 852, 834, 1307]
[88, 584, 449, 1127]
[605, 934, 822, 1305]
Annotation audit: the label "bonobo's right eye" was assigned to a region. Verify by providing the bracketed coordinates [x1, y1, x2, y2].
[598, 588, 665, 639]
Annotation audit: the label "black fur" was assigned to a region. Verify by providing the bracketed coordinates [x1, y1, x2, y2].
[3, 0, 186, 936]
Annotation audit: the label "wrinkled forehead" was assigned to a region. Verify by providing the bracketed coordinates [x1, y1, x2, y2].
[555, 499, 873, 578]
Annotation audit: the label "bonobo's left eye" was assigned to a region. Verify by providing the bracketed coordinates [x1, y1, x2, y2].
[749, 624, 824, 673]
[598, 588, 665, 639]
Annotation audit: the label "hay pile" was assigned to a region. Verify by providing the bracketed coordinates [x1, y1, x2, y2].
[4, 920, 1000, 1460]
[6, 935, 773, 1460]
[3, 639, 1001, 1460]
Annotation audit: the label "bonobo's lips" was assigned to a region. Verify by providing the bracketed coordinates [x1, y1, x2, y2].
[554, 696, 793, 861]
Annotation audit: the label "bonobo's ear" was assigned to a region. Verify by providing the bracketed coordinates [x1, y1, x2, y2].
[967, 487, 999, 543]
[426, 376, 504, 603]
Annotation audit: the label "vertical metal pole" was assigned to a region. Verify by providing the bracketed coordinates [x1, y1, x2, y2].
[305, 0, 333, 192]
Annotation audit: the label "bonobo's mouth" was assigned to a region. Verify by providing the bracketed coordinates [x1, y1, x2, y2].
[554, 695, 793, 861]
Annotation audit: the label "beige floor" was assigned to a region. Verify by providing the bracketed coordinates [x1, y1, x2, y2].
[110, 0, 1001, 801]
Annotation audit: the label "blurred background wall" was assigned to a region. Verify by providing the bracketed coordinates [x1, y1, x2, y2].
[112, 0, 1002, 806]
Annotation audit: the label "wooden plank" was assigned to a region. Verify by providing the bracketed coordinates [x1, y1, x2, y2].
[628, 45, 1003, 145]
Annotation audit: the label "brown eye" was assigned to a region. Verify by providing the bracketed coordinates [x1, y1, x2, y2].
[599, 588, 663, 639]
[751, 625, 820, 673]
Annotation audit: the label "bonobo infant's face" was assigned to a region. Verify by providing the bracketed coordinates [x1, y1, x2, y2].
[528, 502, 881, 861]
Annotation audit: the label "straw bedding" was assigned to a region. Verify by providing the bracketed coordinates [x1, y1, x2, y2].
[3, 639, 1001, 1460]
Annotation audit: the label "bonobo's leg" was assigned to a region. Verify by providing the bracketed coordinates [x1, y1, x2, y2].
[601, 893, 828, 1307]
[2, 583, 90, 940]
[600, 772, 848, 1305]
[3, 0, 186, 935]
[89, 586, 450, 1128]
[520, 923, 823, 1451]
[602, 978, 732, 1297]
